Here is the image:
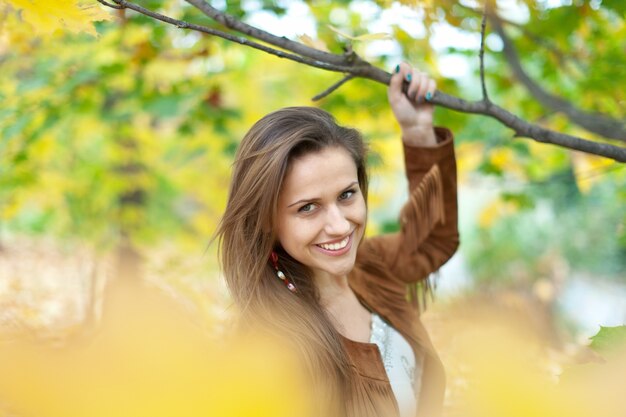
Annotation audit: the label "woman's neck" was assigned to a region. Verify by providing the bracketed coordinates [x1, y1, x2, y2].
[313, 272, 372, 342]
[313, 272, 352, 308]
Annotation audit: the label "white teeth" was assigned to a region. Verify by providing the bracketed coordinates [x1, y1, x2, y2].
[318, 236, 349, 251]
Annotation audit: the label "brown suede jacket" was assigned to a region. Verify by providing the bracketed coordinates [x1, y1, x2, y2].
[345, 127, 458, 417]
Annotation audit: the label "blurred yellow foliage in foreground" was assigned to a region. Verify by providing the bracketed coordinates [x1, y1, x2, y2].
[0, 280, 312, 417]
[428, 298, 626, 417]
[1, 276, 625, 417]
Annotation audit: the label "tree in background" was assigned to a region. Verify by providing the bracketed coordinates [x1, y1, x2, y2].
[1, 0, 624, 324]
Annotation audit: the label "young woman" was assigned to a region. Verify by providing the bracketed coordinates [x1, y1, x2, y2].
[216, 62, 459, 417]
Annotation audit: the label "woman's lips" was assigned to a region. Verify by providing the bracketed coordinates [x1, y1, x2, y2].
[314, 232, 353, 256]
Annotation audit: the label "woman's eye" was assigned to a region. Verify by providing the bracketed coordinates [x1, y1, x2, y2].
[340, 189, 356, 200]
[298, 203, 315, 213]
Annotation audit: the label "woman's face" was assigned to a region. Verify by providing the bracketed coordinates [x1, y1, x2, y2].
[276, 146, 367, 281]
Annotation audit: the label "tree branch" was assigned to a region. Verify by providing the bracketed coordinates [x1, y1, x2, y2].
[479, 5, 489, 101]
[489, 12, 626, 143]
[108, 1, 393, 88]
[109, 0, 353, 73]
[185, 0, 360, 67]
[101, 0, 626, 163]
[429, 91, 625, 161]
[312, 75, 355, 101]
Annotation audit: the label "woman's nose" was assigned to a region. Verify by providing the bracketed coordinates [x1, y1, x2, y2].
[324, 204, 350, 236]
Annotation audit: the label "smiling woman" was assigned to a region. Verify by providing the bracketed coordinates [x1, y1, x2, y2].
[276, 146, 367, 283]
[214, 63, 459, 417]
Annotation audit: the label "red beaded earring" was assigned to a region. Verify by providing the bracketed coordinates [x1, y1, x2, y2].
[269, 251, 298, 293]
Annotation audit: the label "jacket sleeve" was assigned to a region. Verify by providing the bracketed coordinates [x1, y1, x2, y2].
[358, 127, 459, 284]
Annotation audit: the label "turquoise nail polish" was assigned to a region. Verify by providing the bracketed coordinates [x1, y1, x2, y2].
[425, 91, 432, 101]
[395, 64, 400, 73]
[406, 73, 412, 82]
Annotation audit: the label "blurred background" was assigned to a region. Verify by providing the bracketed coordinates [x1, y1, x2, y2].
[1, 1, 625, 416]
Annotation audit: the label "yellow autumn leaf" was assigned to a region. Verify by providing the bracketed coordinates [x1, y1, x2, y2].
[456, 141, 484, 184]
[328, 25, 391, 42]
[0, 195, 22, 220]
[397, 0, 435, 8]
[489, 147, 514, 171]
[298, 33, 330, 52]
[478, 198, 518, 228]
[571, 152, 615, 194]
[5, 0, 112, 36]
[487, 146, 526, 180]
[144, 58, 192, 87]
[351, 32, 392, 41]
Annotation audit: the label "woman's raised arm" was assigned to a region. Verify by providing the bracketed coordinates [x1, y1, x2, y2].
[358, 63, 459, 285]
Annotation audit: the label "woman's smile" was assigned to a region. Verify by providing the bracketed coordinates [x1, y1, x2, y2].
[314, 232, 354, 255]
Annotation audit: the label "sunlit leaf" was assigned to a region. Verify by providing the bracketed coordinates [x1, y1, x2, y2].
[298, 34, 330, 52]
[590, 325, 626, 356]
[4, 0, 112, 36]
[478, 198, 518, 228]
[328, 25, 391, 41]
[571, 152, 616, 194]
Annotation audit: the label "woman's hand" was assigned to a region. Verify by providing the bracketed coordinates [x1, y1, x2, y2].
[387, 62, 437, 147]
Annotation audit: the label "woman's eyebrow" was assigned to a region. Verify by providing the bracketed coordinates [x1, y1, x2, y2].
[287, 197, 319, 208]
[286, 181, 359, 208]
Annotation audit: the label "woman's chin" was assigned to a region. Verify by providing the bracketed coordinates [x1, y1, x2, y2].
[314, 258, 357, 280]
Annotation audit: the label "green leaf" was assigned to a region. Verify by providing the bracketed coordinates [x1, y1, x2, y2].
[2, 113, 31, 141]
[501, 192, 535, 210]
[144, 95, 181, 118]
[380, 219, 400, 234]
[589, 325, 626, 355]
[601, 0, 626, 16]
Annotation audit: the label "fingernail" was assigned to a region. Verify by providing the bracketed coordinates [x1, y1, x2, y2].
[425, 91, 432, 101]
[395, 64, 400, 73]
[406, 73, 412, 82]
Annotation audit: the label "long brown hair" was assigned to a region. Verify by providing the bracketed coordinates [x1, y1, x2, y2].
[215, 107, 369, 415]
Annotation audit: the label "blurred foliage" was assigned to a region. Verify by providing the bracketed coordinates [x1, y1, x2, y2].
[0, 279, 314, 417]
[0, 1, 624, 282]
[467, 161, 626, 285]
[1, 3, 234, 250]
[1, 0, 111, 36]
[0, 0, 409, 255]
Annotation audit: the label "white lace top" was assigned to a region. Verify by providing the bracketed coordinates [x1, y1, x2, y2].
[369, 313, 424, 417]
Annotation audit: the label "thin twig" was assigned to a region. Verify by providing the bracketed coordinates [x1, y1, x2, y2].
[312, 75, 355, 101]
[458, 3, 586, 73]
[96, 0, 124, 9]
[479, 4, 489, 101]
